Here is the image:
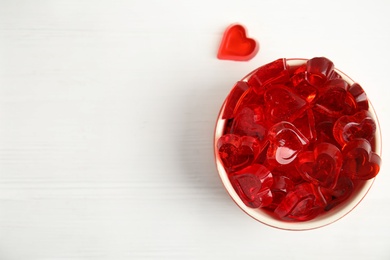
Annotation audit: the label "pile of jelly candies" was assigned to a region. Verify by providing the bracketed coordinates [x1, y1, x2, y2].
[217, 57, 381, 222]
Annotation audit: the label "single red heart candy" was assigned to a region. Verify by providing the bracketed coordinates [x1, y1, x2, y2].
[267, 121, 309, 166]
[229, 164, 274, 208]
[274, 183, 324, 221]
[321, 175, 354, 211]
[315, 82, 357, 117]
[296, 143, 343, 189]
[333, 110, 376, 147]
[217, 134, 263, 172]
[342, 139, 381, 180]
[246, 58, 290, 95]
[217, 24, 259, 61]
[306, 57, 335, 87]
[348, 83, 369, 110]
[230, 106, 267, 140]
[266, 175, 295, 210]
[264, 85, 308, 124]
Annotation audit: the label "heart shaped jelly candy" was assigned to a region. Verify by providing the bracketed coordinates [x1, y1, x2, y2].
[274, 183, 324, 221]
[342, 139, 381, 180]
[247, 58, 290, 95]
[315, 80, 357, 117]
[267, 175, 295, 210]
[306, 57, 335, 87]
[229, 164, 273, 208]
[348, 83, 369, 111]
[217, 134, 263, 172]
[267, 122, 309, 166]
[222, 81, 250, 119]
[333, 110, 376, 147]
[321, 175, 354, 211]
[264, 85, 307, 124]
[296, 143, 343, 189]
[217, 24, 259, 61]
[230, 106, 267, 140]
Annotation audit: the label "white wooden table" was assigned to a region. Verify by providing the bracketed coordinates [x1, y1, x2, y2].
[1, 1, 390, 259]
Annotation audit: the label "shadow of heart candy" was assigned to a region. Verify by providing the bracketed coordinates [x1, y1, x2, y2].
[217, 24, 259, 61]
[296, 143, 342, 189]
[267, 122, 309, 166]
[333, 110, 376, 147]
[217, 134, 264, 172]
[342, 138, 381, 180]
[229, 164, 273, 208]
[264, 85, 308, 125]
[315, 80, 357, 118]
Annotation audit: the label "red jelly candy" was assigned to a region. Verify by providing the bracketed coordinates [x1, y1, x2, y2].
[333, 110, 376, 147]
[267, 122, 309, 166]
[222, 81, 250, 119]
[348, 83, 369, 111]
[315, 83, 357, 117]
[230, 106, 267, 140]
[229, 164, 274, 208]
[274, 183, 323, 221]
[321, 175, 354, 211]
[306, 57, 335, 86]
[247, 58, 290, 94]
[342, 139, 381, 180]
[267, 175, 295, 210]
[293, 109, 317, 141]
[217, 24, 259, 61]
[296, 143, 342, 189]
[217, 134, 263, 172]
[264, 85, 307, 124]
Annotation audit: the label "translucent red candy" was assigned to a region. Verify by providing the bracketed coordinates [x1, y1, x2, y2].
[229, 164, 274, 208]
[217, 57, 381, 222]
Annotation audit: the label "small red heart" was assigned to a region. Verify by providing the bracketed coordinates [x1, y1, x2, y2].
[333, 110, 376, 147]
[267, 121, 309, 166]
[217, 24, 259, 61]
[296, 143, 343, 189]
[274, 183, 324, 221]
[229, 164, 274, 208]
[217, 134, 262, 172]
[264, 85, 308, 125]
[342, 139, 381, 180]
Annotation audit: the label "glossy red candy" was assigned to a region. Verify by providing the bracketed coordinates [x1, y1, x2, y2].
[229, 164, 274, 208]
[274, 183, 324, 221]
[230, 106, 267, 140]
[247, 58, 290, 94]
[267, 122, 309, 166]
[321, 175, 354, 211]
[315, 82, 357, 117]
[267, 175, 295, 210]
[264, 85, 307, 124]
[217, 24, 259, 61]
[348, 83, 369, 110]
[222, 81, 249, 119]
[217, 134, 264, 172]
[306, 57, 335, 87]
[342, 139, 381, 180]
[333, 110, 376, 147]
[296, 143, 342, 189]
[216, 57, 381, 223]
